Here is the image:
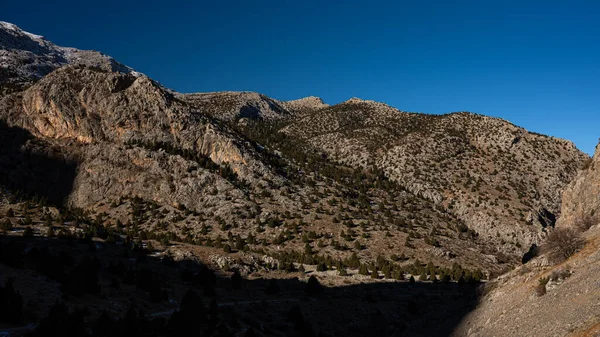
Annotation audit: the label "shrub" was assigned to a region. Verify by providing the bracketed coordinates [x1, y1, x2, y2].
[542, 228, 584, 263]
[23, 226, 33, 237]
[549, 268, 571, 281]
[0, 219, 12, 231]
[535, 277, 549, 296]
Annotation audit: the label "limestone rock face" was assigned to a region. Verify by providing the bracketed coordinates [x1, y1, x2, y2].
[557, 145, 599, 228]
[0, 66, 275, 183]
[68, 143, 253, 216]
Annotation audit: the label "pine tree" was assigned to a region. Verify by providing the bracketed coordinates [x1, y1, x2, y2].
[23, 226, 33, 237]
[304, 243, 313, 255]
[346, 252, 360, 268]
[305, 276, 323, 296]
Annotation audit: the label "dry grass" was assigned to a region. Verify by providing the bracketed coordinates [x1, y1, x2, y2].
[542, 228, 585, 264]
[574, 213, 597, 232]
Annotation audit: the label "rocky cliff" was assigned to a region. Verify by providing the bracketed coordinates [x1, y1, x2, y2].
[556, 146, 598, 229]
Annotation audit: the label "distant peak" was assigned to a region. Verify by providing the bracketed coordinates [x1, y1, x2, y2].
[345, 97, 365, 103]
[0, 21, 45, 41]
[343, 97, 381, 105]
[287, 96, 326, 104]
[283, 96, 328, 111]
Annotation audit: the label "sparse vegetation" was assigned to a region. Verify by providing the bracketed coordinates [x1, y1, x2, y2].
[542, 228, 585, 264]
[535, 277, 549, 296]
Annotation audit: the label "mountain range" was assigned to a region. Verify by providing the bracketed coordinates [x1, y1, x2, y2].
[0, 21, 597, 336]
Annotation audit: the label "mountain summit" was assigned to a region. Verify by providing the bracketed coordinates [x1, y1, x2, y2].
[0, 21, 133, 93]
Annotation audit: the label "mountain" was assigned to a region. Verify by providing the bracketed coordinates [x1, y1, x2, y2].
[0, 21, 593, 336]
[0, 21, 132, 94]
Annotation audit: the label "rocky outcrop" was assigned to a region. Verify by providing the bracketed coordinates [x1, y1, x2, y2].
[556, 145, 598, 229]
[281, 96, 328, 115]
[0, 66, 277, 183]
[0, 21, 132, 92]
[68, 142, 253, 216]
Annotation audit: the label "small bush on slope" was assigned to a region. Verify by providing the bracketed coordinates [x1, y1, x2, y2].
[542, 228, 584, 264]
[535, 277, 549, 296]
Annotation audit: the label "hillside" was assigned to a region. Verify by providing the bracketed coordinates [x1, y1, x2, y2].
[275, 98, 588, 257]
[453, 144, 600, 336]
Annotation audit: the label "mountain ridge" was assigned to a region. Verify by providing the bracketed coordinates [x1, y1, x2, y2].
[0, 21, 133, 93]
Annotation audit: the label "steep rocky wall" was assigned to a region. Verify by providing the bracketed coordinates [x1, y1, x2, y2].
[557, 144, 599, 228]
[68, 142, 253, 218]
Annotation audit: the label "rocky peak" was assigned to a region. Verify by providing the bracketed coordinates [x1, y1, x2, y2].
[344, 97, 367, 104]
[281, 96, 328, 113]
[0, 21, 133, 92]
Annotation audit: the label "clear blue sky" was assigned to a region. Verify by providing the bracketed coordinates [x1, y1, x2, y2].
[3, 0, 599, 154]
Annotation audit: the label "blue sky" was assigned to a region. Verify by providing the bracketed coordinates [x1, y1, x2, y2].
[3, 0, 599, 154]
